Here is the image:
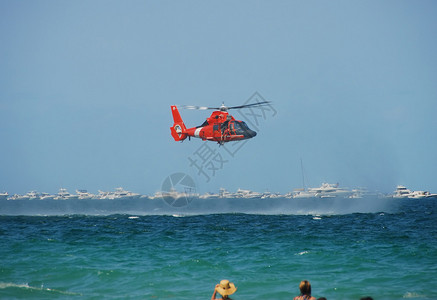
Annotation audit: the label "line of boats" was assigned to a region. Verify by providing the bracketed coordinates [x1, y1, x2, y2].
[291, 184, 435, 199]
[0, 188, 141, 201]
[1, 184, 436, 201]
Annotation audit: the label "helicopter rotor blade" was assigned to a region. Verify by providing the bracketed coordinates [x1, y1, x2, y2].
[226, 101, 271, 110]
[181, 105, 219, 110]
[180, 101, 271, 111]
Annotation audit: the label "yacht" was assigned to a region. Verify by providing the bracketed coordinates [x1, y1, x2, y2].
[393, 185, 437, 199]
[0, 192, 8, 201]
[422, 191, 437, 199]
[97, 188, 140, 200]
[393, 185, 412, 198]
[199, 192, 220, 199]
[292, 188, 318, 199]
[55, 188, 79, 200]
[218, 188, 236, 198]
[150, 191, 166, 199]
[7, 191, 40, 200]
[97, 190, 111, 200]
[293, 183, 353, 198]
[408, 191, 432, 199]
[39, 192, 55, 200]
[8, 194, 30, 200]
[348, 188, 371, 199]
[76, 190, 95, 200]
[155, 188, 198, 200]
[25, 191, 40, 200]
[235, 188, 262, 199]
[261, 191, 282, 199]
[112, 187, 140, 200]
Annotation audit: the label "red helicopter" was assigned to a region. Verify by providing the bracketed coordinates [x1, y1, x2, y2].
[170, 102, 270, 144]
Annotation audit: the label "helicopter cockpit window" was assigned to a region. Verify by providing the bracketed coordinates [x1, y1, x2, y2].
[235, 121, 250, 131]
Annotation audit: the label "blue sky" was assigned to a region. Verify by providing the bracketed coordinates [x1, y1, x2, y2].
[1, 0, 436, 195]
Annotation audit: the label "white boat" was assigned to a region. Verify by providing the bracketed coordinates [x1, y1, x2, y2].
[6, 191, 39, 200]
[155, 188, 198, 200]
[393, 185, 437, 199]
[261, 191, 282, 199]
[199, 192, 220, 199]
[293, 183, 353, 198]
[97, 188, 140, 200]
[150, 191, 163, 199]
[293, 188, 318, 199]
[112, 187, 140, 200]
[55, 188, 79, 200]
[424, 191, 437, 199]
[348, 188, 373, 199]
[97, 190, 111, 199]
[393, 185, 412, 198]
[218, 188, 236, 198]
[39, 192, 55, 200]
[76, 190, 95, 200]
[0, 192, 8, 201]
[8, 194, 30, 200]
[235, 188, 262, 199]
[409, 191, 430, 199]
[25, 191, 40, 200]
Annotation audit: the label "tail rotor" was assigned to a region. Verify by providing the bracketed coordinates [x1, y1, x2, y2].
[170, 106, 187, 141]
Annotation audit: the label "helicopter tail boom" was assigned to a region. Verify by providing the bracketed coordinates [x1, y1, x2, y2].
[170, 105, 188, 141]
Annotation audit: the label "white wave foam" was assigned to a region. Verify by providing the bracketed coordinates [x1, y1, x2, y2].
[0, 282, 81, 296]
[403, 292, 426, 298]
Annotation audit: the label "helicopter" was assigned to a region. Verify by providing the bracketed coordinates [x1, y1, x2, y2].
[170, 101, 270, 145]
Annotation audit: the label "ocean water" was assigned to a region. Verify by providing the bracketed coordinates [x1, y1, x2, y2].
[0, 200, 436, 299]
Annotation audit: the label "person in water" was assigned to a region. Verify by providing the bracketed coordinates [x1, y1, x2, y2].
[293, 280, 317, 300]
[211, 279, 237, 300]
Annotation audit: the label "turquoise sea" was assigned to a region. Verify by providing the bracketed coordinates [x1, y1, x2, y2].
[1, 200, 436, 299]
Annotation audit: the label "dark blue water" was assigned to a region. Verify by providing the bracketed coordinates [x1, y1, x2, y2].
[1, 200, 436, 299]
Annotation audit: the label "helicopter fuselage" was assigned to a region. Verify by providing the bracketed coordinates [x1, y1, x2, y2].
[170, 106, 257, 144]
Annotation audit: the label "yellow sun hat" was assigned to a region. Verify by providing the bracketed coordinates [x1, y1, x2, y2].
[216, 279, 237, 296]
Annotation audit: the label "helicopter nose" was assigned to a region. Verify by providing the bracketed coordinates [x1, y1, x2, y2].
[246, 130, 257, 138]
